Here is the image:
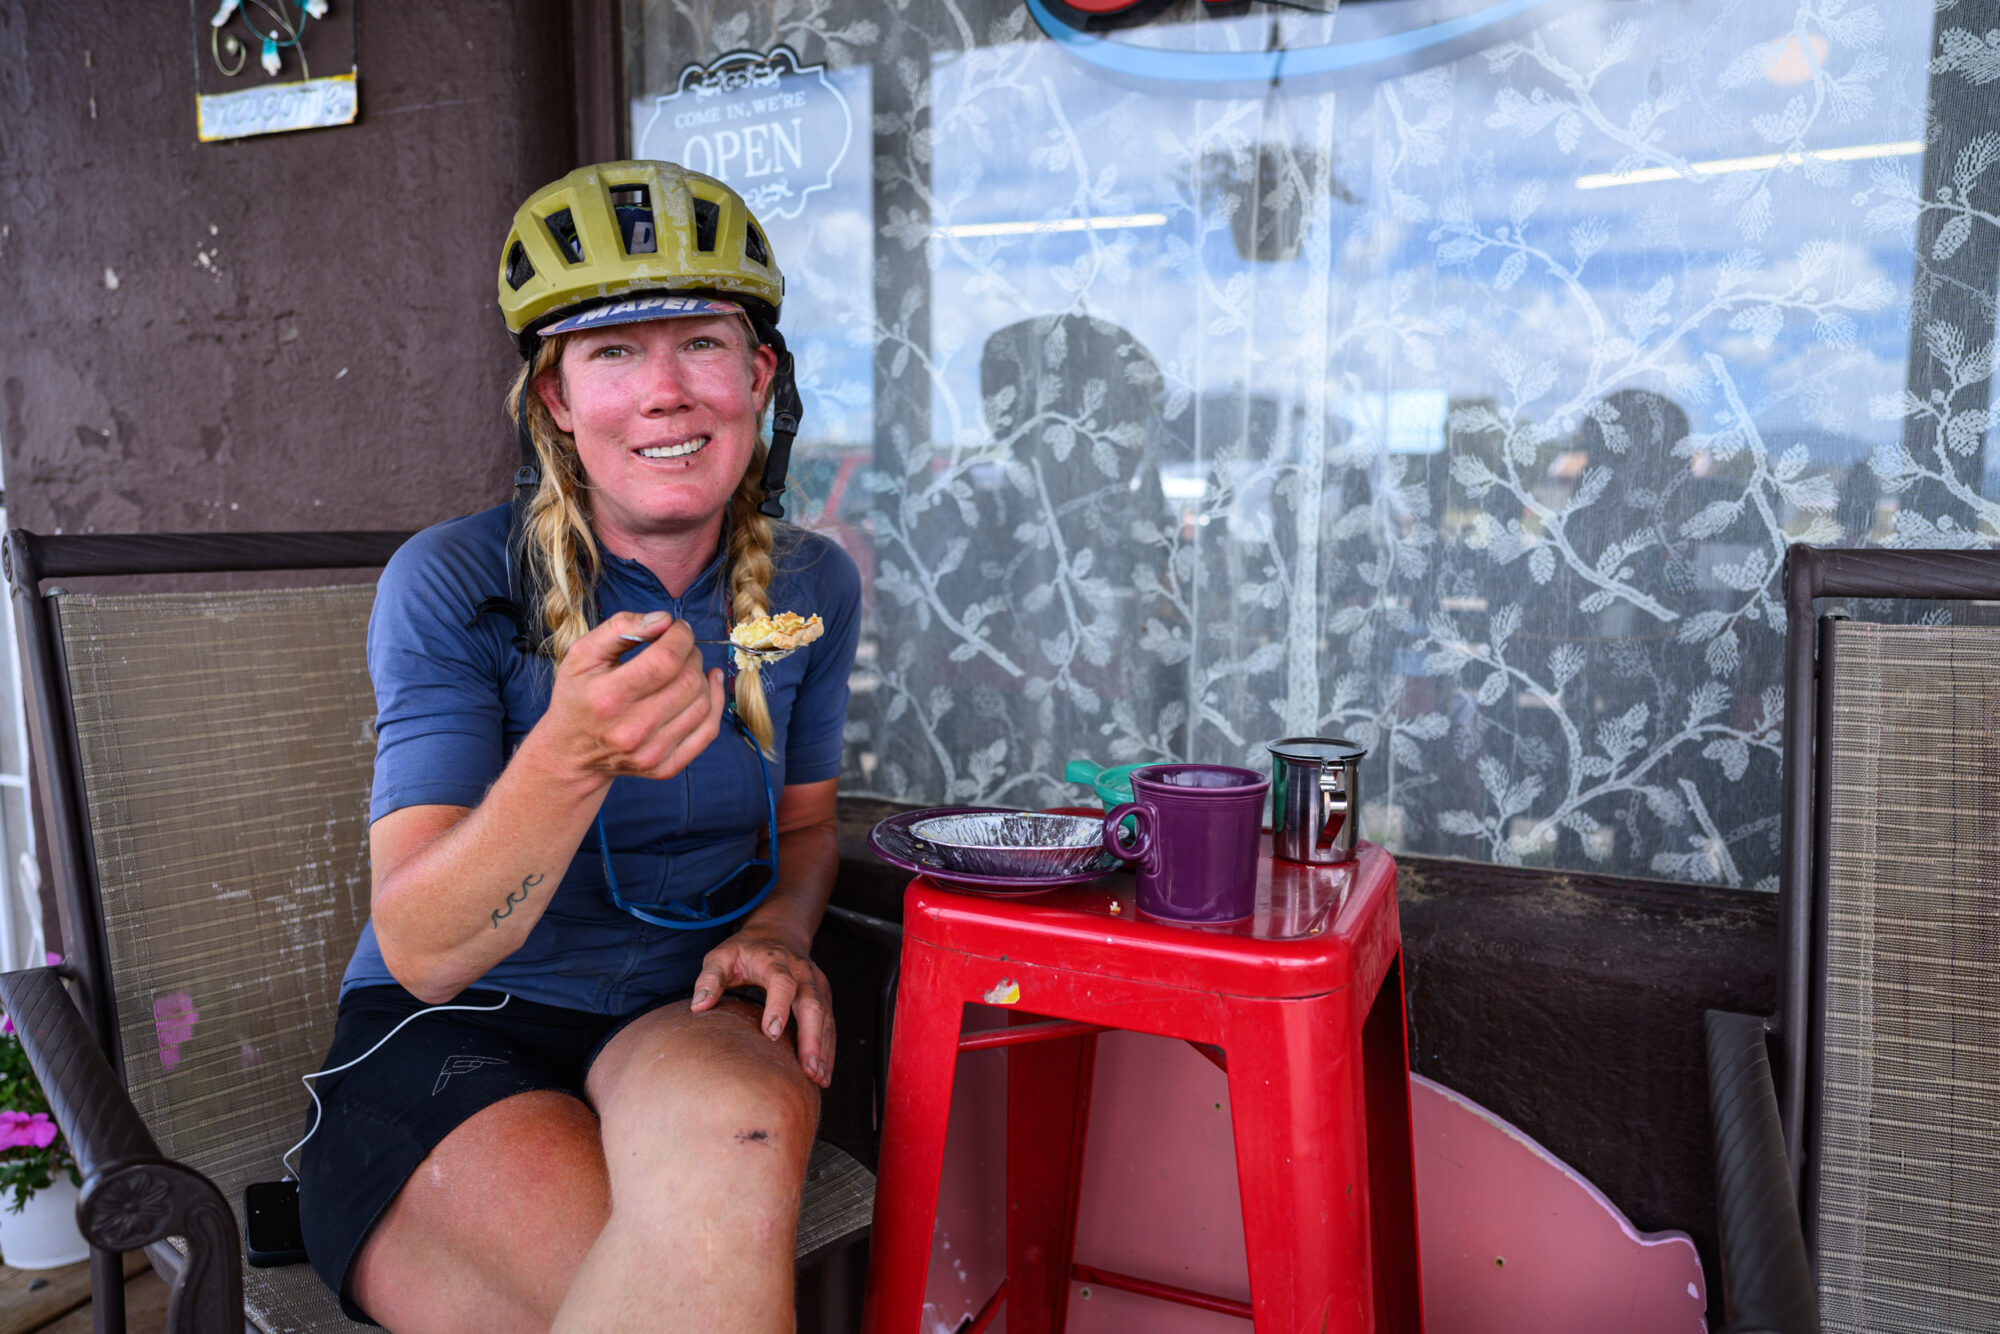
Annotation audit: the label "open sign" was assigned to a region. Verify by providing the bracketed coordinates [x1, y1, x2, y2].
[634, 46, 854, 223]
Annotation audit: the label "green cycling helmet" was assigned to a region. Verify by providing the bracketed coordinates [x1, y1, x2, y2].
[498, 160, 785, 357]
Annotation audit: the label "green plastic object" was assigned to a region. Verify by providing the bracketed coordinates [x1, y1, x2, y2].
[1063, 758, 1154, 809]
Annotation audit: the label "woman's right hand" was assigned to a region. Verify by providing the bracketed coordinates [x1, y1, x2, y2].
[370, 611, 724, 1002]
[535, 610, 728, 785]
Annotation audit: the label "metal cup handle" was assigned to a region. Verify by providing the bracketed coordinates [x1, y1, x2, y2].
[1316, 768, 1350, 848]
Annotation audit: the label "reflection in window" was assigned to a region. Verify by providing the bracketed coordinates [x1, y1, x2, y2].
[629, 0, 1993, 889]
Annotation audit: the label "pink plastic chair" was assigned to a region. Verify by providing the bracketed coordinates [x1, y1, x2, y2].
[1410, 1074, 1707, 1334]
[906, 1036, 1709, 1333]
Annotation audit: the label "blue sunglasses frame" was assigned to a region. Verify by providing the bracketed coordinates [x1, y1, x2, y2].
[593, 706, 779, 930]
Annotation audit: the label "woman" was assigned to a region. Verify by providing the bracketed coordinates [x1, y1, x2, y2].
[296, 161, 861, 1333]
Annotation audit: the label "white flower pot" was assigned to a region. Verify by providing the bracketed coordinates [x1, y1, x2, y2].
[0, 1176, 89, 1269]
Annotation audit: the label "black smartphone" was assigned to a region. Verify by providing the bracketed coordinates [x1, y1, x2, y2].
[243, 1180, 308, 1267]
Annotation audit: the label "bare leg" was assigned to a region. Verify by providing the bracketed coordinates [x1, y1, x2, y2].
[348, 1089, 611, 1333]
[553, 996, 821, 1334]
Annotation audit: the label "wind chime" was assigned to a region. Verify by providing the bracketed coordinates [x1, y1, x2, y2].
[205, 0, 330, 81]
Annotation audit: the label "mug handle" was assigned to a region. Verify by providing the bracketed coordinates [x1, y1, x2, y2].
[1317, 770, 1349, 847]
[1104, 801, 1152, 866]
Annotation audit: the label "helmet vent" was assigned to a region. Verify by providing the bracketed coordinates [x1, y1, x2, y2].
[544, 208, 584, 264]
[613, 186, 656, 255]
[745, 223, 770, 268]
[504, 240, 535, 291]
[692, 197, 720, 253]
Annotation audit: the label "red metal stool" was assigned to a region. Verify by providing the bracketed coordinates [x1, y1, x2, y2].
[861, 839, 1423, 1333]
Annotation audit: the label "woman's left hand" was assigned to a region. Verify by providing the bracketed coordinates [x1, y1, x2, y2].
[691, 928, 835, 1088]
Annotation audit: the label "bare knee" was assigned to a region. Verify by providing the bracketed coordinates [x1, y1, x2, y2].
[404, 1090, 608, 1214]
[590, 1004, 821, 1245]
[701, 1060, 820, 1152]
[606, 1060, 818, 1177]
[600, 1061, 818, 1240]
[353, 1092, 608, 1331]
[660, 1074, 814, 1250]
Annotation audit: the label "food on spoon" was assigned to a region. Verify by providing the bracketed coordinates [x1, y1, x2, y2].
[730, 612, 825, 651]
[729, 611, 824, 669]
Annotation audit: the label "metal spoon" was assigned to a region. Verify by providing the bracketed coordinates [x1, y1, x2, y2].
[617, 632, 794, 661]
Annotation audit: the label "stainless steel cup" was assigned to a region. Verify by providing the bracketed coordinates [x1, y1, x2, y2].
[1266, 737, 1367, 864]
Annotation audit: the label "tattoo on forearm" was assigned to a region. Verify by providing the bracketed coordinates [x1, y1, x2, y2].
[491, 872, 544, 929]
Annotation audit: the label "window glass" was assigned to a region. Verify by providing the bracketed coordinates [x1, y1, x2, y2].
[629, 0, 1991, 889]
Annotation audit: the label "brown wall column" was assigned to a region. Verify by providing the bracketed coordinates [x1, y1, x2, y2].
[0, 1, 582, 538]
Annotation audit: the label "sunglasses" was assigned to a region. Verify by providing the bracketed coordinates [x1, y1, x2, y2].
[593, 705, 778, 930]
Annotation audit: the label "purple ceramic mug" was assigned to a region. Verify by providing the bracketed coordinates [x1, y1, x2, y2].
[1103, 764, 1270, 922]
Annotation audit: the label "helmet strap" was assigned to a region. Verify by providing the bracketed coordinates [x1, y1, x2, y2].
[504, 376, 545, 648]
[759, 339, 801, 520]
[513, 373, 542, 486]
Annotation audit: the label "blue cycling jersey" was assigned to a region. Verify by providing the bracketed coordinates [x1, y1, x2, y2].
[340, 502, 861, 1013]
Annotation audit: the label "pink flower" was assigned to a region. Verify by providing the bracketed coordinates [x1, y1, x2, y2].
[154, 992, 200, 1072]
[0, 1112, 57, 1151]
[43, 953, 60, 968]
[0, 1015, 12, 1037]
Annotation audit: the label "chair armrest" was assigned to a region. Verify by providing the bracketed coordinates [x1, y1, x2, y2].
[0, 966, 242, 1326]
[1705, 1009, 1817, 1334]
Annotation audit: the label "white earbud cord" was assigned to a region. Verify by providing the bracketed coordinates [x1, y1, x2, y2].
[281, 993, 512, 1180]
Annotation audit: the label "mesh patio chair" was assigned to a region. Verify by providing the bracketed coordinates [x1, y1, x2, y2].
[0, 529, 873, 1333]
[1705, 546, 2000, 1334]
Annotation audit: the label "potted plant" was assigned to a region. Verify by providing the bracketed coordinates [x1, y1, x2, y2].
[0, 961, 88, 1269]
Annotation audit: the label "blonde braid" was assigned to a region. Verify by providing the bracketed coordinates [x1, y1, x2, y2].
[727, 441, 779, 756]
[504, 338, 600, 663]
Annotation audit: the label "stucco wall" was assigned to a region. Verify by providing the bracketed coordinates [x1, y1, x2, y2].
[0, 1, 578, 537]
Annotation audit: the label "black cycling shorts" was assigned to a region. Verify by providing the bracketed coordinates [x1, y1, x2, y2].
[295, 983, 694, 1322]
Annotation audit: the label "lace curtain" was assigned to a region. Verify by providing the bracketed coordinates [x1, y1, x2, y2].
[628, 0, 1997, 889]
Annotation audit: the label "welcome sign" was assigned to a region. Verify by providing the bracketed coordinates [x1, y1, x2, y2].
[634, 46, 854, 222]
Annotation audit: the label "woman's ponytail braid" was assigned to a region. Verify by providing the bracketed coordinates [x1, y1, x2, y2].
[727, 440, 779, 756]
